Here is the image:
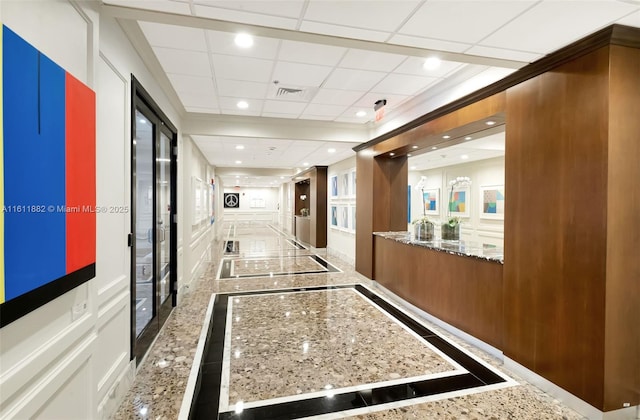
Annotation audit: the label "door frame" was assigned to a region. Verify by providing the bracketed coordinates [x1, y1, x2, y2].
[130, 76, 178, 364]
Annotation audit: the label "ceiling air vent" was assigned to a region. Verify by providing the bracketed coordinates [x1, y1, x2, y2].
[270, 81, 317, 102]
[276, 87, 304, 97]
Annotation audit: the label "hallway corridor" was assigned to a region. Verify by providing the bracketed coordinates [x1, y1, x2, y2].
[115, 222, 583, 419]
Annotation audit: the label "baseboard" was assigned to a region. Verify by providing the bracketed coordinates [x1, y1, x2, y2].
[96, 359, 135, 420]
[326, 247, 355, 267]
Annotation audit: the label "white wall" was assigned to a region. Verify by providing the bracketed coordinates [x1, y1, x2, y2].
[222, 186, 280, 224]
[278, 181, 294, 234]
[409, 156, 505, 245]
[0, 2, 212, 419]
[327, 156, 357, 265]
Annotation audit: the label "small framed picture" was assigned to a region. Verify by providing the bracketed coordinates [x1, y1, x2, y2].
[446, 185, 470, 218]
[422, 188, 439, 216]
[480, 185, 505, 219]
[330, 175, 338, 197]
[330, 205, 338, 228]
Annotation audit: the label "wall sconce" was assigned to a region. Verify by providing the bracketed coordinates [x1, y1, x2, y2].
[300, 194, 307, 201]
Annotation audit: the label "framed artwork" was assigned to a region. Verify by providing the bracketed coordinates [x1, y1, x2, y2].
[349, 169, 356, 197]
[330, 205, 338, 228]
[330, 175, 338, 197]
[340, 206, 349, 230]
[341, 173, 349, 198]
[423, 188, 439, 216]
[446, 186, 470, 217]
[349, 205, 356, 231]
[480, 185, 505, 219]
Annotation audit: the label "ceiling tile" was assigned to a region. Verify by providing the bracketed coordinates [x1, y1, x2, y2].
[297, 114, 336, 121]
[388, 34, 471, 53]
[310, 88, 366, 106]
[218, 97, 263, 111]
[140, 22, 207, 52]
[299, 21, 390, 42]
[272, 61, 333, 86]
[481, 1, 639, 53]
[339, 49, 407, 72]
[303, 0, 421, 32]
[194, 0, 306, 18]
[212, 54, 274, 82]
[178, 92, 218, 109]
[394, 57, 465, 78]
[278, 40, 347, 66]
[104, 0, 191, 14]
[153, 47, 212, 77]
[301, 103, 349, 117]
[167, 74, 216, 96]
[372, 73, 439, 96]
[194, 5, 298, 29]
[206, 30, 280, 60]
[185, 106, 220, 114]
[465, 45, 541, 63]
[398, 1, 537, 44]
[323, 68, 387, 91]
[616, 10, 640, 27]
[217, 80, 269, 99]
[336, 107, 374, 123]
[262, 100, 306, 115]
[261, 112, 304, 120]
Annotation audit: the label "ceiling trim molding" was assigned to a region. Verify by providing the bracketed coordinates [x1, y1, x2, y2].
[354, 24, 640, 152]
[100, 3, 527, 69]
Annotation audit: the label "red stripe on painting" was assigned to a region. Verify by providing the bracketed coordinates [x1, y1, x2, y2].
[65, 72, 96, 273]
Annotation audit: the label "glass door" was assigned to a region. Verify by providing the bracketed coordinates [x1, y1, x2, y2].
[131, 77, 177, 363]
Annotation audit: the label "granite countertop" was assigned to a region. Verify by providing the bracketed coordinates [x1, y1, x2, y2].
[373, 231, 504, 264]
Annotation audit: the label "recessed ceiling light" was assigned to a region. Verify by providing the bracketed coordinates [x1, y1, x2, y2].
[234, 33, 253, 48]
[410, 166, 417, 170]
[303, 162, 309, 166]
[328, 148, 336, 153]
[237, 101, 249, 109]
[280, 176, 284, 179]
[139, 119, 146, 124]
[443, 135, 450, 139]
[235, 160, 242, 164]
[389, 152, 395, 156]
[431, 146, 438, 150]
[423, 56, 441, 70]
[235, 145, 245, 150]
[461, 154, 469, 160]
[465, 136, 472, 141]
[485, 120, 496, 126]
[356, 110, 367, 117]
[407, 154, 412, 157]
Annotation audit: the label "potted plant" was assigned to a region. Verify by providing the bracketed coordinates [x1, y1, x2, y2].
[300, 208, 309, 217]
[412, 216, 434, 241]
[442, 216, 460, 240]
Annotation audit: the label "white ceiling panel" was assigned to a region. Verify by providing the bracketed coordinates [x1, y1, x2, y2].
[185, 106, 220, 113]
[298, 21, 390, 42]
[310, 89, 366, 106]
[338, 49, 407, 72]
[372, 73, 439, 96]
[206, 30, 280, 60]
[388, 34, 471, 53]
[481, 1, 640, 53]
[261, 112, 304, 119]
[153, 47, 212, 77]
[211, 54, 274, 82]
[616, 9, 640, 26]
[167, 74, 216, 96]
[140, 22, 208, 51]
[216, 80, 269, 99]
[322, 68, 387, 91]
[262, 100, 307, 115]
[394, 57, 465, 78]
[303, 0, 421, 32]
[194, 0, 306, 19]
[193, 4, 298, 29]
[336, 107, 374, 123]
[271, 61, 333, 86]
[465, 45, 541, 63]
[301, 103, 349, 118]
[399, 1, 537, 44]
[105, 0, 191, 14]
[278, 40, 347, 66]
[178, 92, 218, 109]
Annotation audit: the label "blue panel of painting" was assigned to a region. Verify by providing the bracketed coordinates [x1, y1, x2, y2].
[3, 26, 66, 300]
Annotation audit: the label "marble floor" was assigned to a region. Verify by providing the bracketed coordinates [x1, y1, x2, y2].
[113, 221, 585, 420]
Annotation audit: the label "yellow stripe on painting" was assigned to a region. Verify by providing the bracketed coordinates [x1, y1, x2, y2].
[0, 23, 5, 304]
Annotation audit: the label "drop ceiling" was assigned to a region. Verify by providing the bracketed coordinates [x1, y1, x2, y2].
[102, 0, 640, 186]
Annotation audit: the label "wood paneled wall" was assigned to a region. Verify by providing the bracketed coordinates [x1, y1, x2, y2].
[604, 44, 640, 410]
[292, 166, 327, 248]
[375, 237, 503, 348]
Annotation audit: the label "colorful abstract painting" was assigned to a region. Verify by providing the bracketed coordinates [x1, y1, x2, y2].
[480, 185, 505, 219]
[447, 186, 469, 217]
[423, 188, 439, 215]
[0, 25, 96, 327]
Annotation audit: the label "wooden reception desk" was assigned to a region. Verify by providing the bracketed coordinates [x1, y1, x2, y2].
[373, 232, 504, 349]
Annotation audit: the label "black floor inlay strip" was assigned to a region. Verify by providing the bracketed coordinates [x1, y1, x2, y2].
[190, 285, 508, 420]
[218, 255, 340, 279]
